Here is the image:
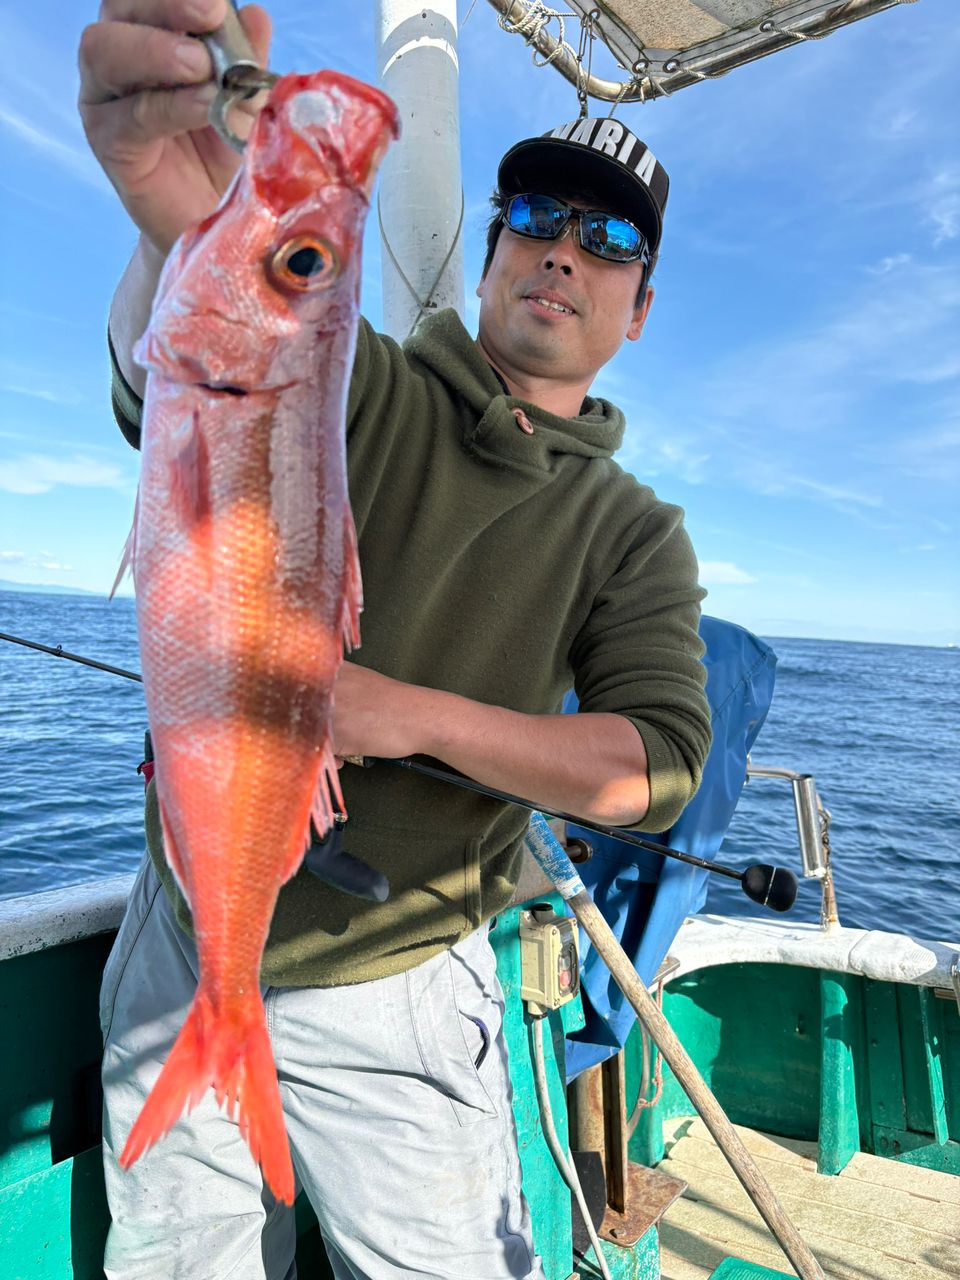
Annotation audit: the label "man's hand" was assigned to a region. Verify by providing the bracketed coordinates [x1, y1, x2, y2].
[78, 0, 272, 256]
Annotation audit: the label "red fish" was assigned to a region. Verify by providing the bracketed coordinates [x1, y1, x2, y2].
[118, 71, 398, 1203]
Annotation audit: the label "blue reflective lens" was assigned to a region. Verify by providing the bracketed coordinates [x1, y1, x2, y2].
[581, 213, 641, 262]
[503, 195, 647, 264]
[506, 194, 568, 237]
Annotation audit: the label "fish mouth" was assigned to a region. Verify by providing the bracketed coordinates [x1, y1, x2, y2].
[198, 382, 249, 397]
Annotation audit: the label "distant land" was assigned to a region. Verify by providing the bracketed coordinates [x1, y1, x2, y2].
[0, 579, 103, 598]
[0, 580, 953, 648]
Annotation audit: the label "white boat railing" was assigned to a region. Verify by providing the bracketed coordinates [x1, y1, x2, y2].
[0, 873, 134, 963]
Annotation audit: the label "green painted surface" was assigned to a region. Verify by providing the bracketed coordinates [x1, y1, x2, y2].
[0, 1146, 109, 1280]
[0, 937, 112, 1189]
[490, 897, 584, 1280]
[708, 1260, 793, 1280]
[940, 987, 960, 1143]
[863, 979, 906, 1136]
[627, 963, 959, 1180]
[918, 988, 949, 1145]
[577, 1224, 660, 1279]
[818, 972, 860, 1175]
[646, 965, 823, 1141]
[873, 1126, 960, 1172]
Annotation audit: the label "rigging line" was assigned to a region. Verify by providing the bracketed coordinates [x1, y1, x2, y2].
[377, 188, 466, 340]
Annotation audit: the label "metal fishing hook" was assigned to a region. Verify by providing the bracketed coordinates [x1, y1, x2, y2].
[202, 0, 279, 153]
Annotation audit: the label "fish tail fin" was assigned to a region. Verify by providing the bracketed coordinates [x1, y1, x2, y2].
[119, 987, 295, 1204]
[340, 508, 363, 653]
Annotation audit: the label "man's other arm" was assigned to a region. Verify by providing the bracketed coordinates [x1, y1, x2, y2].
[334, 664, 660, 830]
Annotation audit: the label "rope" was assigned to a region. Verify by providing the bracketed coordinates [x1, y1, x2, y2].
[626, 977, 666, 1138]
[377, 188, 466, 340]
[497, 0, 579, 67]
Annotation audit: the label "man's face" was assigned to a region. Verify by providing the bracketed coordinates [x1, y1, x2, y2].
[476, 190, 653, 390]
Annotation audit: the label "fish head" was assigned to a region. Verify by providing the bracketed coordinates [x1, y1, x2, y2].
[138, 71, 400, 394]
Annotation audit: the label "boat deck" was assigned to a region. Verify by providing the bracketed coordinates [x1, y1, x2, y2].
[658, 1117, 960, 1280]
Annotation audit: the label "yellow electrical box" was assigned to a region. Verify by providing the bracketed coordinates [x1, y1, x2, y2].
[519, 905, 580, 1016]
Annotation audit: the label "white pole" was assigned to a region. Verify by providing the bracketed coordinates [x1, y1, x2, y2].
[375, 0, 465, 341]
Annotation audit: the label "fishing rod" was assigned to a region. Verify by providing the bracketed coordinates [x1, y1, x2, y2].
[354, 755, 797, 911]
[0, 631, 143, 683]
[0, 629, 798, 911]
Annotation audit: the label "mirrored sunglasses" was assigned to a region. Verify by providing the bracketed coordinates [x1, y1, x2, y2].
[501, 193, 650, 265]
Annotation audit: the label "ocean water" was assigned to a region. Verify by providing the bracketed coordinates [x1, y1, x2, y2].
[1, 587, 957, 941]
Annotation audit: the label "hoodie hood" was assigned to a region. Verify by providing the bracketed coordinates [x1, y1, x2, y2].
[404, 309, 626, 471]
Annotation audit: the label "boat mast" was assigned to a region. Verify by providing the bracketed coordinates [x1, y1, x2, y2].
[375, 0, 465, 341]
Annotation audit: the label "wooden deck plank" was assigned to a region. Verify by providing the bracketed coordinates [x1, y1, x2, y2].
[659, 1118, 960, 1280]
[660, 1192, 951, 1280]
[667, 1116, 960, 1205]
[663, 1127, 959, 1236]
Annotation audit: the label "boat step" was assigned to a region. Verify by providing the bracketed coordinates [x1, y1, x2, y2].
[707, 1263, 793, 1280]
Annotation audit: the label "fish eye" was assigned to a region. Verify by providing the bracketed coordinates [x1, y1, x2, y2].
[269, 235, 338, 292]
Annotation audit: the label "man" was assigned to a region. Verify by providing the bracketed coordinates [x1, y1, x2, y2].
[80, 3, 711, 1277]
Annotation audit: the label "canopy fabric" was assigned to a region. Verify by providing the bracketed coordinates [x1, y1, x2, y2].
[563, 615, 778, 1081]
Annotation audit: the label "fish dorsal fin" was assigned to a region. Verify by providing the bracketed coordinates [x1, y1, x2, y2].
[110, 488, 139, 599]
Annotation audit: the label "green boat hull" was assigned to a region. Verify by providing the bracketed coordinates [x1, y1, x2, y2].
[2, 884, 957, 1279]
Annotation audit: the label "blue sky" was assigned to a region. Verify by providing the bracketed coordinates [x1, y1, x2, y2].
[0, 0, 957, 644]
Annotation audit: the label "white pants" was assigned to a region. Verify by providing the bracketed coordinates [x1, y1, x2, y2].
[100, 855, 544, 1280]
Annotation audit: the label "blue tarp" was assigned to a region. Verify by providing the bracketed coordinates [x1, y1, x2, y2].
[563, 615, 777, 1081]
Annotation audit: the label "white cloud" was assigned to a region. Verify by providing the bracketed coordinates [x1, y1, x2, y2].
[0, 453, 129, 495]
[788, 477, 883, 509]
[698, 560, 756, 586]
[0, 550, 73, 572]
[0, 105, 112, 193]
[928, 166, 960, 246]
[865, 253, 912, 275]
[0, 381, 85, 407]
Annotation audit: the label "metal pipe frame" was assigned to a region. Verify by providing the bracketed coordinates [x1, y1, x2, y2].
[747, 764, 827, 880]
[485, 0, 908, 102]
[747, 762, 841, 929]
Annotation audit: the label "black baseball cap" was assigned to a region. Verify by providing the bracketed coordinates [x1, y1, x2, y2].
[498, 119, 669, 255]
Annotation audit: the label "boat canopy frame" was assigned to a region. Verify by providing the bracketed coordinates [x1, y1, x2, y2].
[486, 0, 920, 103]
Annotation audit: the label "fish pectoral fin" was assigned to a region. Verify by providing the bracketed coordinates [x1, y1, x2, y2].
[340, 508, 363, 653]
[120, 987, 295, 1205]
[169, 408, 212, 531]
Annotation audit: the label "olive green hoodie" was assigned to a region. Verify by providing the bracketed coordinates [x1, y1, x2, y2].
[112, 309, 710, 986]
